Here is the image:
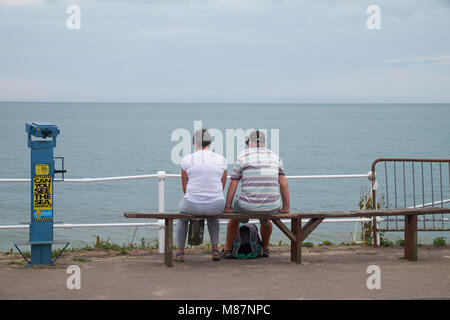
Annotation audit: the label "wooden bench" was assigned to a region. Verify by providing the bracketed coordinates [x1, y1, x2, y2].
[124, 207, 450, 267]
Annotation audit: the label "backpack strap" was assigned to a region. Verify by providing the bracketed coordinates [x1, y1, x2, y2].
[232, 226, 242, 258]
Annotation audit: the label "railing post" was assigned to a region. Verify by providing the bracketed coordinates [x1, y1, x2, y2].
[157, 171, 166, 254]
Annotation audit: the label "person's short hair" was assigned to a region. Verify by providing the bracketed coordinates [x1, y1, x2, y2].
[246, 130, 265, 147]
[193, 129, 212, 148]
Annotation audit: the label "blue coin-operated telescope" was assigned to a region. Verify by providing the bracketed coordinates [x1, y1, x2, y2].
[17, 122, 68, 266]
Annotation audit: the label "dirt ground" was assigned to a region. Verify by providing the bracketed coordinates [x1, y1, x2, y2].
[0, 245, 449, 300]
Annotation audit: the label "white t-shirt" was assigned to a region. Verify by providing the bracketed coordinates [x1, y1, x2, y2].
[181, 150, 227, 203]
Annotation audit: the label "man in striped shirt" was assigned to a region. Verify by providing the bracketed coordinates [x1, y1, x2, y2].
[223, 130, 290, 258]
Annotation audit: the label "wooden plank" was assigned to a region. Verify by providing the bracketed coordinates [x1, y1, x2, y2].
[272, 218, 296, 242]
[404, 215, 418, 261]
[291, 218, 302, 263]
[164, 219, 173, 267]
[301, 218, 324, 241]
[124, 207, 450, 220]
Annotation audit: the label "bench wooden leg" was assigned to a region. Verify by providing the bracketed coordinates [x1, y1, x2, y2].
[164, 218, 173, 267]
[404, 215, 417, 261]
[291, 218, 302, 263]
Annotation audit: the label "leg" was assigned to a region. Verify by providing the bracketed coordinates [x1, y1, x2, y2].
[291, 218, 302, 263]
[224, 219, 240, 251]
[206, 218, 220, 250]
[404, 215, 418, 261]
[164, 218, 173, 267]
[176, 218, 189, 254]
[259, 219, 273, 250]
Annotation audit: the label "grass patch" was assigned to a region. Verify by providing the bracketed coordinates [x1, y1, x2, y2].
[138, 238, 159, 250]
[379, 233, 394, 247]
[433, 237, 447, 247]
[320, 240, 334, 246]
[8, 261, 23, 266]
[302, 242, 314, 248]
[340, 241, 358, 246]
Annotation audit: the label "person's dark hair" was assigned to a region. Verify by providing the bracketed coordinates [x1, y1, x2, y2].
[193, 128, 212, 148]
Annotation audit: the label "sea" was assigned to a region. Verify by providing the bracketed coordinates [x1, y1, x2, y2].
[0, 102, 449, 251]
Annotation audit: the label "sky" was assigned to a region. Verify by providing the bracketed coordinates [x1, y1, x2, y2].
[0, 0, 450, 103]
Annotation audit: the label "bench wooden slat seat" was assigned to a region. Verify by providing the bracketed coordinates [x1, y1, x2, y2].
[124, 207, 450, 267]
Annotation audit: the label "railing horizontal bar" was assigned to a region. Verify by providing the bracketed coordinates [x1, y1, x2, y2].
[0, 173, 370, 183]
[0, 222, 159, 230]
[407, 199, 450, 209]
[286, 174, 369, 179]
[0, 217, 378, 231]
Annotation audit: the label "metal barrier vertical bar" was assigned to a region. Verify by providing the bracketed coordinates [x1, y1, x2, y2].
[430, 163, 435, 228]
[412, 162, 416, 208]
[394, 161, 398, 209]
[403, 161, 407, 208]
[403, 161, 407, 229]
[439, 162, 443, 228]
[371, 167, 379, 248]
[385, 162, 389, 230]
[385, 162, 389, 208]
[158, 171, 166, 254]
[394, 161, 398, 229]
[421, 162, 425, 229]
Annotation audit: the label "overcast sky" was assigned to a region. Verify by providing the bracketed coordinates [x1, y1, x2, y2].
[1, 0, 450, 103]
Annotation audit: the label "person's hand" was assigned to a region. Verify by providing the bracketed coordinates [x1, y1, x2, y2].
[279, 208, 290, 213]
[224, 207, 233, 213]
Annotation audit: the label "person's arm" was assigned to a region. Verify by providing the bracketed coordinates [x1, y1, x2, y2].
[278, 174, 290, 213]
[224, 179, 239, 213]
[221, 170, 227, 190]
[181, 169, 188, 194]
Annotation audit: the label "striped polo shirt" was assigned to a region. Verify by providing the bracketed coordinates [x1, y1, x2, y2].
[231, 147, 285, 212]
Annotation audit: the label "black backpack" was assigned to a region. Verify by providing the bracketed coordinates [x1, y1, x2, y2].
[232, 223, 263, 259]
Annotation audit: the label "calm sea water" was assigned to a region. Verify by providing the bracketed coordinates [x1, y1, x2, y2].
[0, 102, 449, 251]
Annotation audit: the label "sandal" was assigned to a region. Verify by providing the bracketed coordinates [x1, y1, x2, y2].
[212, 249, 221, 261]
[174, 251, 185, 262]
[222, 249, 233, 259]
[262, 248, 270, 257]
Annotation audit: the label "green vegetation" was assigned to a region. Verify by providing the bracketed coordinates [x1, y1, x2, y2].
[379, 233, 394, 247]
[138, 238, 159, 250]
[433, 236, 447, 247]
[302, 242, 314, 248]
[395, 239, 405, 247]
[358, 187, 385, 246]
[340, 241, 358, 246]
[320, 240, 334, 246]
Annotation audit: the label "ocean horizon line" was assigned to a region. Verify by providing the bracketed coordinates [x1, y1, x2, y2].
[1, 101, 450, 105]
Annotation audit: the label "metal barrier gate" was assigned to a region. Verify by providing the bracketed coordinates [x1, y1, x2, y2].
[371, 158, 450, 236]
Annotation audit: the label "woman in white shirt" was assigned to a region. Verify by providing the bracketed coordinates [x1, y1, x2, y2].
[175, 129, 227, 262]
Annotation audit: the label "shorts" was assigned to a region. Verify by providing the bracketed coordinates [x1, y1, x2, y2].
[231, 198, 280, 226]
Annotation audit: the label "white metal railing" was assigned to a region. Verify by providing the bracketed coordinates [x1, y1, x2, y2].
[1, 171, 374, 253]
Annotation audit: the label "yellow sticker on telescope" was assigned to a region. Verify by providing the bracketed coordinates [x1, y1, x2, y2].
[33, 176, 53, 221]
[35, 164, 49, 175]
